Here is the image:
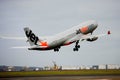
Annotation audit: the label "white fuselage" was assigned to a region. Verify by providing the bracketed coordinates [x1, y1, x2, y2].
[29, 20, 98, 50]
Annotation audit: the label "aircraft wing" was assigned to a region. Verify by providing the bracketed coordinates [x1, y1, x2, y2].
[80, 31, 111, 41]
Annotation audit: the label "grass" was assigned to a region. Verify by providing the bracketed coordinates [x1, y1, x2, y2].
[0, 69, 120, 78]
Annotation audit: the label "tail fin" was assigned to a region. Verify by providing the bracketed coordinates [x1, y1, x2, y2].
[24, 27, 39, 46]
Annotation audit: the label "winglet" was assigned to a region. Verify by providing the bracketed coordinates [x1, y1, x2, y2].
[107, 30, 111, 35]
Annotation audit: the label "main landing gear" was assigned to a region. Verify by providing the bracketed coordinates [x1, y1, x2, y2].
[73, 40, 80, 51]
[54, 46, 60, 52]
[54, 48, 59, 52]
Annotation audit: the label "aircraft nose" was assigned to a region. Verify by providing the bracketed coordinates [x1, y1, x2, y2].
[94, 23, 98, 30]
[79, 20, 98, 34]
[88, 22, 98, 34]
[92, 20, 98, 30]
[94, 22, 98, 29]
[92, 20, 98, 29]
[89, 23, 97, 30]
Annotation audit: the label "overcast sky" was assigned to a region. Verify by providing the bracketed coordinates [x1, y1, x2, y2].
[0, 0, 120, 67]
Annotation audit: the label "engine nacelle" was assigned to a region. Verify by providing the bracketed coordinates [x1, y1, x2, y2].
[86, 37, 98, 42]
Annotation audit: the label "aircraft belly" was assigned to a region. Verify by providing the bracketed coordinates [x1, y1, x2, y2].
[48, 38, 65, 48]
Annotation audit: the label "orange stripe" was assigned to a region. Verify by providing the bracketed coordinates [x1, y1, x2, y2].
[40, 41, 48, 47]
[80, 26, 88, 33]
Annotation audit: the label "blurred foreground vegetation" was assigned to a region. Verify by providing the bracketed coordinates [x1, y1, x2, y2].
[0, 69, 120, 78]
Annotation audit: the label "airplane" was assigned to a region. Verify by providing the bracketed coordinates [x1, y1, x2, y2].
[0, 20, 110, 52]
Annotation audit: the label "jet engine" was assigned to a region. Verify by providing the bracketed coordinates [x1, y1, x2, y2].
[86, 37, 98, 42]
